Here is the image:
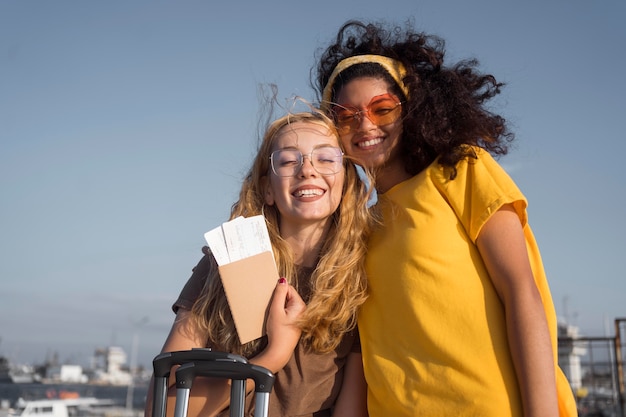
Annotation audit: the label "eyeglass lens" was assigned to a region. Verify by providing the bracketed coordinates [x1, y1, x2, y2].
[333, 94, 402, 134]
[271, 147, 343, 177]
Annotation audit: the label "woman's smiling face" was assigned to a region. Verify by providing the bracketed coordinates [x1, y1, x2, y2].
[265, 121, 345, 233]
[335, 77, 404, 173]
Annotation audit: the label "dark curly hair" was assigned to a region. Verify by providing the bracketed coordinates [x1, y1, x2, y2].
[312, 19, 514, 179]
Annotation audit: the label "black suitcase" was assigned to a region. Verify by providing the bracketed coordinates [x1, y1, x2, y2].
[151, 348, 275, 417]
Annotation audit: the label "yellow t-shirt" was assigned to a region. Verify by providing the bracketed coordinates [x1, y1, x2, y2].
[359, 148, 577, 416]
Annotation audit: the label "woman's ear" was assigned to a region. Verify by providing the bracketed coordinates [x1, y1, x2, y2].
[261, 175, 274, 206]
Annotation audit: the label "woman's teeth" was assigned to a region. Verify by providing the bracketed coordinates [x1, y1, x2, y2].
[358, 138, 383, 148]
[294, 189, 323, 197]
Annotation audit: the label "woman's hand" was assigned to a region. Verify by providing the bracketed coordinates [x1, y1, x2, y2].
[251, 278, 306, 373]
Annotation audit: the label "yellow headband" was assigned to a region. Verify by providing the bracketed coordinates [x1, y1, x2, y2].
[321, 54, 409, 109]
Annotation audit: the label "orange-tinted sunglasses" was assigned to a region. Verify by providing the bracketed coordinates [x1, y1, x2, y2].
[331, 94, 402, 134]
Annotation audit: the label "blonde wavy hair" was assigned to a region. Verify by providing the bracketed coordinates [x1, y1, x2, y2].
[190, 110, 376, 356]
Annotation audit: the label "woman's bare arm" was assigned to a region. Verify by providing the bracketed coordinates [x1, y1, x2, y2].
[477, 204, 558, 417]
[144, 279, 305, 417]
[331, 352, 368, 417]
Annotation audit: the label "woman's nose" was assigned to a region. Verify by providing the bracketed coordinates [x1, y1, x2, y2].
[356, 111, 376, 131]
[298, 155, 317, 177]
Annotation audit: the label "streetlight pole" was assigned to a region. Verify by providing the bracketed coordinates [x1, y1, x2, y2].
[615, 318, 625, 417]
[126, 317, 148, 411]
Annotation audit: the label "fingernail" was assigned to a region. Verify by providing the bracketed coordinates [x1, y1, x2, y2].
[278, 277, 287, 284]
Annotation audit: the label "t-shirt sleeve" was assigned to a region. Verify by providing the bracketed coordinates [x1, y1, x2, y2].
[434, 147, 528, 242]
[172, 254, 215, 313]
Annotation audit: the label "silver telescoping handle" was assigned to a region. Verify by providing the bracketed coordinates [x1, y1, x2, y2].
[151, 349, 248, 417]
[176, 360, 275, 417]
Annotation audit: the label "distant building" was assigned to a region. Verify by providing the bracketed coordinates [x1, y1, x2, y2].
[46, 364, 88, 383]
[558, 321, 586, 392]
[90, 346, 132, 385]
[0, 357, 40, 384]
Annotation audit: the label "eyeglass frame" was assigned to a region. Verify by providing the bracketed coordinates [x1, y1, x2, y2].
[330, 93, 403, 134]
[269, 146, 345, 177]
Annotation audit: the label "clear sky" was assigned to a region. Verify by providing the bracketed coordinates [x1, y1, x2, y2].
[1, 1, 624, 370]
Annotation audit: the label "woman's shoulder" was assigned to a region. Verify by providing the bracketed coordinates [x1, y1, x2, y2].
[194, 250, 218, 274]
[172, 252, 218, 313]
[427, 146, 512, 185]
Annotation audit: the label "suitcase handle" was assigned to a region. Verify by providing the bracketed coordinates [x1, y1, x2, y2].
[175, 361, 275, 417]
[151, 349, 248, 417]
[153, 348, 248, 377]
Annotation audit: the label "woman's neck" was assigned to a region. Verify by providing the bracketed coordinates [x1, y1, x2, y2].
[375, 163, 413, 194]
[282, 221, 329, 267]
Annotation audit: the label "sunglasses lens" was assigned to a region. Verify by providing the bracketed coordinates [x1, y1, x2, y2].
[369, 99, 402, 125]
[333, 109, 357, 133]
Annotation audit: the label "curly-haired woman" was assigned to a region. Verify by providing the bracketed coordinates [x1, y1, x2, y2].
[313, 19, 577, 417]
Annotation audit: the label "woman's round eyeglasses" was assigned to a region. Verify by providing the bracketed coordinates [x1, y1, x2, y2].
[269, 146, 344, 177]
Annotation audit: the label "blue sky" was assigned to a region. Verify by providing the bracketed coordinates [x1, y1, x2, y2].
[1, 1, 624, 369]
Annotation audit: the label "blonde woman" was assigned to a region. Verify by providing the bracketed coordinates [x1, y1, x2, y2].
[146, 110, 374, 417]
